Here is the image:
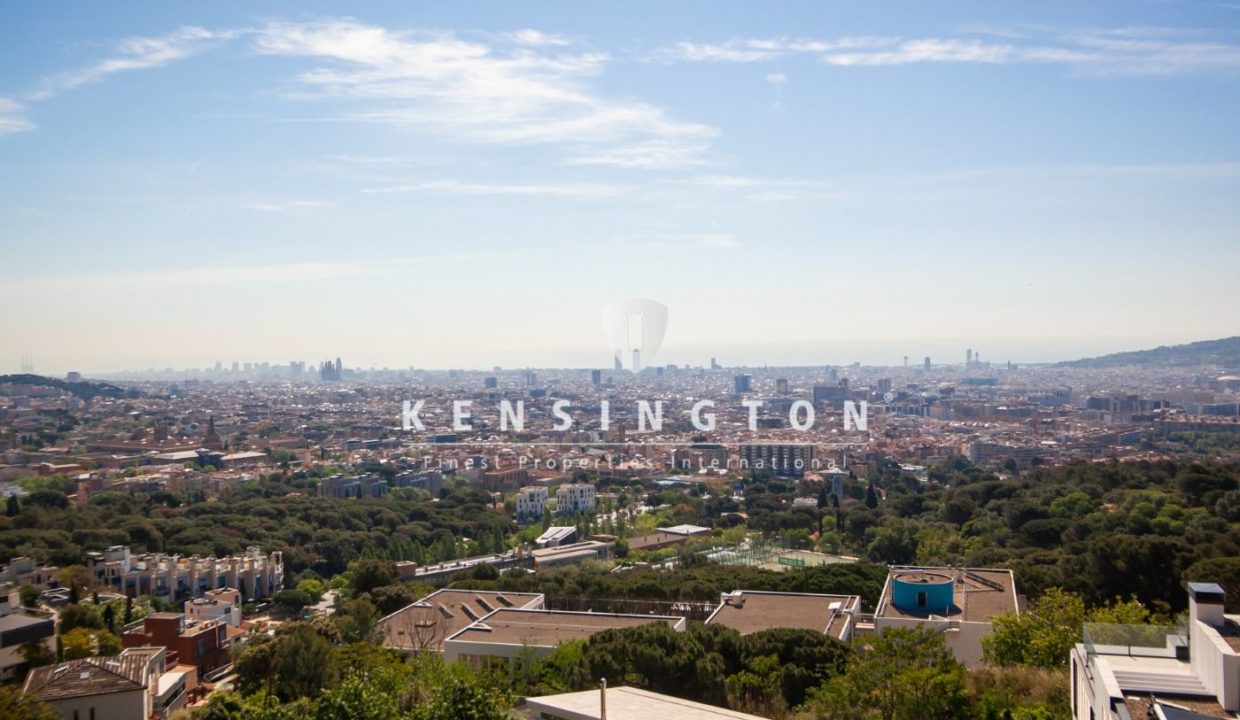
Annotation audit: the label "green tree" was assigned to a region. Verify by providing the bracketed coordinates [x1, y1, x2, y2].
[725, 654, 786, 717]
[337, 596, 382, 644]
[19, 584, 41, 608]
[812, 626, 969, 720]
[413, 676, 508, 720]
[297, 578, 326, 603]
[0, 684, 59, 720]
[350, 559, 397, 596]
[1183, 556, 1240, 612]
[314, 671, 403, 720]
[58, 604, 104, 634]
[61, 627, 122, 659]
[273, 589, 314, 615]
[369, 584, 415, 615]
[982, 589, 1158, 668]
[19, 639, 57, 669]
[235, 624, 338, 703]
[983, 588, 1084, 668]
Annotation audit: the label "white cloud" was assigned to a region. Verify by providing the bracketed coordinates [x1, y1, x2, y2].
[28, 26, 228, 101]
[566, 140, 711, 168]
[253, 21, 715, 164]
[651, 37, 894, 63]
[824, 38, 1015, 66]
[0, 98, 34, 134]
[653, 27, 1240, 76]
[243, 199, 335, 212]
[361, 179, 625, 197]
[765, 72, 787, 85]
[506, 29, 570, 47]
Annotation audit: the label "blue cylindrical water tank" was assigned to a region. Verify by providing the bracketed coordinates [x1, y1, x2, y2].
[892, 571, 954, 613]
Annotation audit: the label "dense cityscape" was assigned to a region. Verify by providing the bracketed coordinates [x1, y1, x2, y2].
[0, 335, 1237, 719]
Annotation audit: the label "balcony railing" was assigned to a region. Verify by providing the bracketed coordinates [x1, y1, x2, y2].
[1083, 623, 1188, 659]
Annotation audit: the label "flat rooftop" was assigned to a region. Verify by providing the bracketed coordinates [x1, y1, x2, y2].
[0, 612, 53, 631]
[380, 589, 544, 652]
[526, 686, 765, 720]
[627, 532, 688, 552]
[877, 567, 1019, 623]
[447, 608, 683, 648]
[705, 590, 860, 640]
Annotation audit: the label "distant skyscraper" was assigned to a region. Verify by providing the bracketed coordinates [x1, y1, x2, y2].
[484, 376, 498, 389]
[632, 348, 642, 373]
[775, 378, 789, 394]
[924, 356, 931, 370]
[734, 374, 752, 394]
[591, 369, 602, 386]
[335, 357, 343, 377]
[614, 351, 623, 371]
[903, 355, 909, 368]
[710, 357, 720, 370]
[320, 358, 343, 381]
[966, 348, 973, 367]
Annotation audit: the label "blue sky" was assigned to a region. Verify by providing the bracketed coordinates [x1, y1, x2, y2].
[2, 1, 1239, 372]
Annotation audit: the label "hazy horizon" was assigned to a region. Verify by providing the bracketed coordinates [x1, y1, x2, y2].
[6, 332, 1232, 376]
[3, 2, 1239, 373]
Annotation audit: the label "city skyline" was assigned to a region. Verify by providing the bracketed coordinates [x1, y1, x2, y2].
[3, 2, 1240, 372]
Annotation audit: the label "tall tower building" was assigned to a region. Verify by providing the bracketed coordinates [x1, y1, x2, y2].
[734, 374, 752, 394]
[924, 356, 931, 371]
[966, 349, 973, 367]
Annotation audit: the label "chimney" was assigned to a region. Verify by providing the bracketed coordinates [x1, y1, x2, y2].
[600, 677, 607, 720]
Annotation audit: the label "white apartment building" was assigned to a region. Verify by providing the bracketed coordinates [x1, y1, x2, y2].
[1070, 582, 1239, 720]
[516, 486, 549, 523]
[555, 483, 596, 516]
[0, 556, 59, 589]
[184, 587, 243, 627]
[86, 545, 283, 602]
